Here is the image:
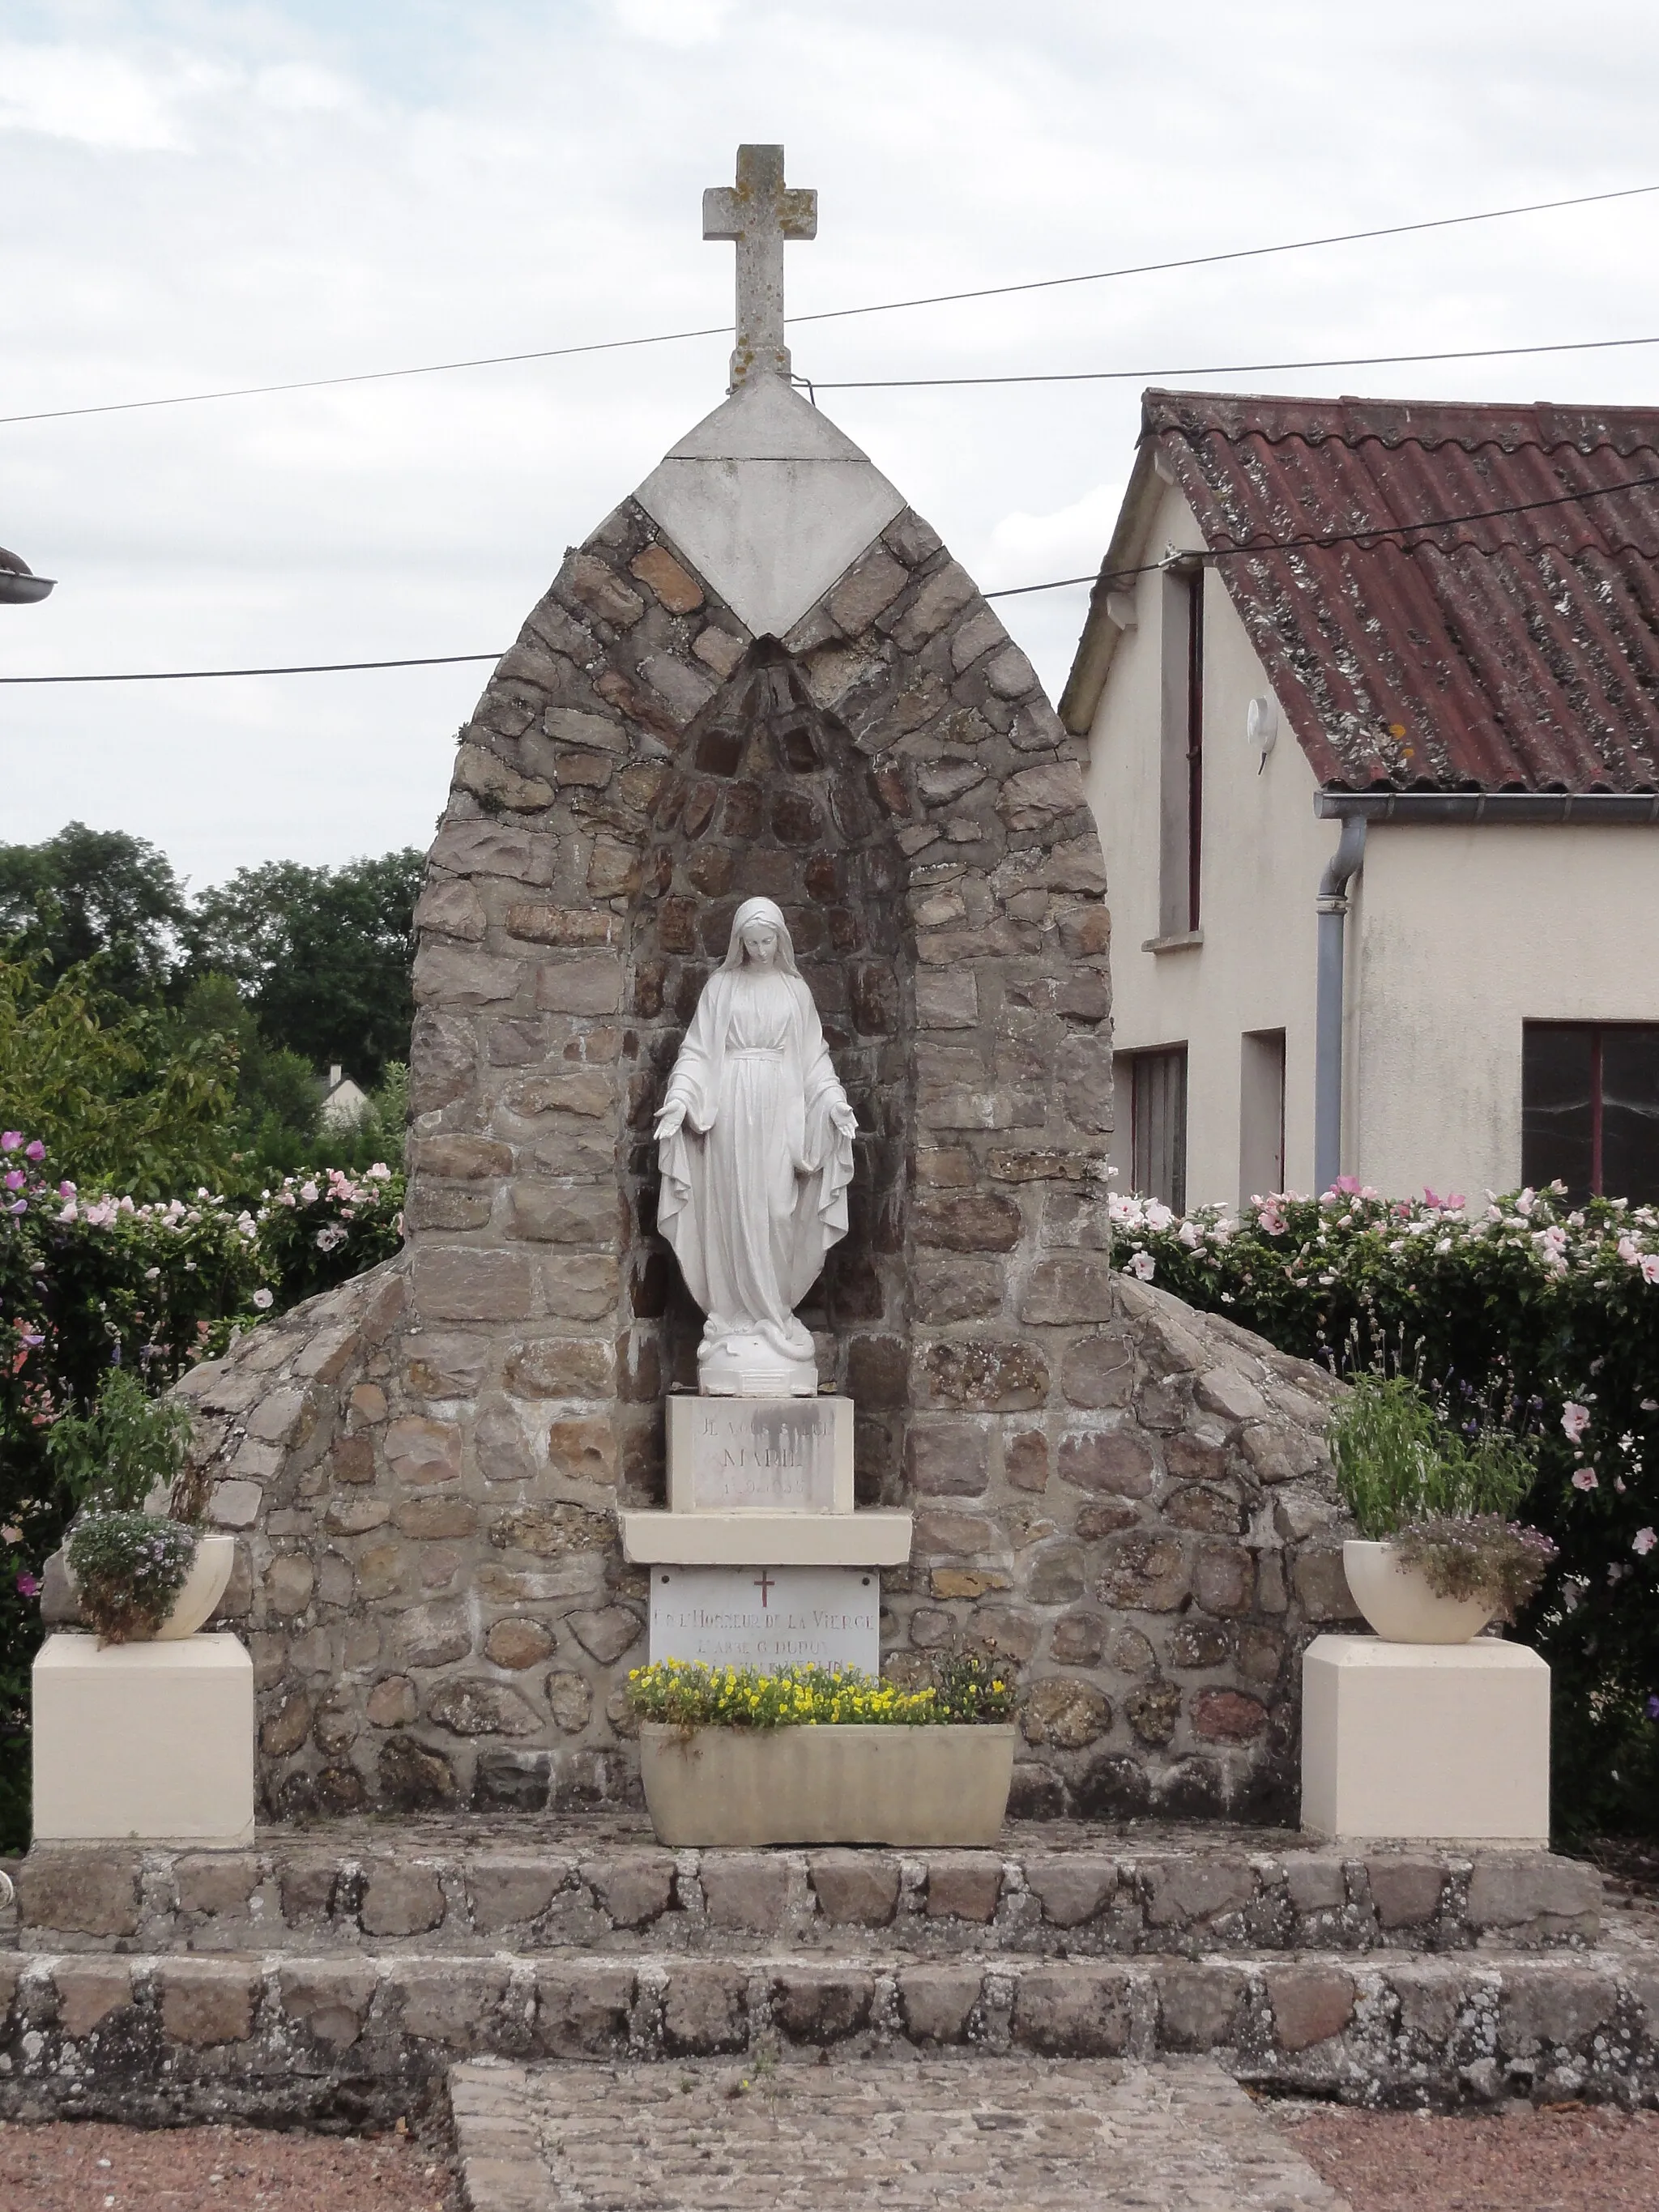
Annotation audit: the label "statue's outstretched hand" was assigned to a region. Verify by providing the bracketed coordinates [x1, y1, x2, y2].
[655, 1102, 686, 1141]
[831, 1101, 859, 1138]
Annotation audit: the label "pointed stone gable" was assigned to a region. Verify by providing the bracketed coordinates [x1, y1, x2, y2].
[635, 376, 906, 640]
[167, 407, 1350, 1825]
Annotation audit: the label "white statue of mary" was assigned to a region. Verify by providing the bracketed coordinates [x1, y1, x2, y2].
[654, 897, 857, 1396]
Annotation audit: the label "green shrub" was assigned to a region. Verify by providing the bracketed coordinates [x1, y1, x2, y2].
[43, 1367, 195, 1515]
[1111, 1178, 1659, 1835]
[64, 1513, 198, 1643]
[1330, 1373, 1537, 1539]
[0, 1131, 404, 1848]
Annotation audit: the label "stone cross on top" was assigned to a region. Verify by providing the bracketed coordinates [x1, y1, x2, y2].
[704, 143, 817, 389]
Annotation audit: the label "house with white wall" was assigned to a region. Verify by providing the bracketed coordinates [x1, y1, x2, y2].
[1060, 390, 1659, 1212]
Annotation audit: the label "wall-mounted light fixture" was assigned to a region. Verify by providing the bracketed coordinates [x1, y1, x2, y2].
[0, 546, 54, 606]
[1247, 693, 1278, 774]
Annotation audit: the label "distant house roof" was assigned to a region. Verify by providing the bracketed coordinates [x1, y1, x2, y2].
[1060, 389, 1659, 793]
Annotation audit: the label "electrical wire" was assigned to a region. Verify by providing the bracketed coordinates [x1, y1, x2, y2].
[1012, 466, 1659, 599]
[4, 471, 1656, 683]
[0, 652, 508, 684]
[813, 332, 1659, 390]
[2, 181, 1654, 428]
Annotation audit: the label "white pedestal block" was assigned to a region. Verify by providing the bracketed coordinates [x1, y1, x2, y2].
[667, 1396, 854, 1513]
[621, 1507, 912, 1566]
[1301, 1634, 1550, 1843]
[32, 1631, 255, 1847]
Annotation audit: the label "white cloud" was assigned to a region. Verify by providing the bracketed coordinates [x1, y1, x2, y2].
[989, 483, 1127, 578]
[254, 64, 359, 117]
[0, 43, 228, 151]
[612, 0, 739, 49]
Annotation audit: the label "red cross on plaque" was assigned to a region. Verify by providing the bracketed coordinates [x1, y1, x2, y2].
[753, 1571, 777, 1609]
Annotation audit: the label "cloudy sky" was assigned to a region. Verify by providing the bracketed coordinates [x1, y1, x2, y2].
[2, 0, 1656, 889]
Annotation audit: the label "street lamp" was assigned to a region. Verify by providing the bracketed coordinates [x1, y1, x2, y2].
[0, 544, 53, 605]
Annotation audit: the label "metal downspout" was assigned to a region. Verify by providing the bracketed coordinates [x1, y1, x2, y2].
[1314, 815, 1367, 1196]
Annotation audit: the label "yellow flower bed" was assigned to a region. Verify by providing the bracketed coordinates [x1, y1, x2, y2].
[626, 1656, 1014, 1729]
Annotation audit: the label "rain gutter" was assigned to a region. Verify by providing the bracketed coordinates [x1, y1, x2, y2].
[1313, 814, 1367, 1199]
[1314, 791, 1659, 825]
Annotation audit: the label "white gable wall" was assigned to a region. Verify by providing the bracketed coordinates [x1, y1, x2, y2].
[1081, 479, 1336, 1205]
[1351, 824, 1659, 1202]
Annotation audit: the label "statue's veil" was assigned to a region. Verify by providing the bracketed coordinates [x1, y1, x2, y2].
[720, 896, 801, 977]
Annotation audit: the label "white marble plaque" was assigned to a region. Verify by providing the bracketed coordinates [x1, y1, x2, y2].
[667, 1396, 852, 1514]
[649, 1565, 880, 1673]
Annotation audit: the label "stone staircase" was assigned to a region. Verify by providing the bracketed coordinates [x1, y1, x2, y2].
[2, 1815, 1653, 2127]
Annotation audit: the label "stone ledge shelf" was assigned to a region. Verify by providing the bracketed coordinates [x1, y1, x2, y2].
[620, 1508, 913, 1567]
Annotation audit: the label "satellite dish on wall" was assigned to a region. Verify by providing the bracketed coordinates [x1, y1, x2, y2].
[1247, 694, 1278, 773]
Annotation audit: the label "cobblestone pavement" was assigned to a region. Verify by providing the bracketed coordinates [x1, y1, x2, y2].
[451, 2055, 1352, 2210]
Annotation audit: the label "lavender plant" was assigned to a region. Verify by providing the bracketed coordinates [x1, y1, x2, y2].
[64, 1512, 198, 1644]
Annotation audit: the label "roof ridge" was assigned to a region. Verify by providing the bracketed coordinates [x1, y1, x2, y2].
[1142, 388, 1659, 459]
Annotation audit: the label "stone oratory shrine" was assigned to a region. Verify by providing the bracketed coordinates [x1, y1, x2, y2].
[170, 146, 1355, 1824]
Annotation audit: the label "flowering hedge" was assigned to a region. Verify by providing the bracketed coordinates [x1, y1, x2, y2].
[1109, 1178, 1659, 1834]
[0, 1133, 404, 1844]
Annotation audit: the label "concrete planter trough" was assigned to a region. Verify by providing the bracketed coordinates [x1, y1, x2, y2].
[639, 1721, 1017, 1846]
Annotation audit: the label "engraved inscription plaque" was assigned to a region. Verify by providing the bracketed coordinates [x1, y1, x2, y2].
[667, 1396, 853, 1514]
[649, 1565, 880, 1673]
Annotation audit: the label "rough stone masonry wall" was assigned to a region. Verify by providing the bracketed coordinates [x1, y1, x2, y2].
[163, 494, 1358, 1821]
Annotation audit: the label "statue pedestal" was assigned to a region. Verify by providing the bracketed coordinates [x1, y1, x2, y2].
[1301, 1634, 1550, 1843]
[667, 1394, 853, 1513]
[32, 1631, 254, 1848]
[623, 1394, 911, 1673]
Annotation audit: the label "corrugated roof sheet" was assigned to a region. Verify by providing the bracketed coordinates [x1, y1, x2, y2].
[1145, 390, 1659, 791]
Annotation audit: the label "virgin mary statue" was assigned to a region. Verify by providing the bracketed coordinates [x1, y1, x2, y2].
[654, 897, 857, 1396]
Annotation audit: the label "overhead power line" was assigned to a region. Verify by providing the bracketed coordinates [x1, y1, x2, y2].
[996, 466, 1659, 599]
[812, 331, 1659, 390]
[4, 471, 1656, 684]
[2, 180, 1654, 428]
[0, 651, 509, 684]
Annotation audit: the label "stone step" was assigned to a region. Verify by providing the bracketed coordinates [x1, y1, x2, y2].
[2, 1937, 1655, 2128]
[450, 2055, 1354, 2212]
[15, 1822, 1606, 1962]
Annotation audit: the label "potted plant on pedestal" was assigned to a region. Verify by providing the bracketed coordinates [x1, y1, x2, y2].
[1332, 1373, 1555, 1643]
[49, 1370, 233, 1643]
[629, 1654, 1017, 1846]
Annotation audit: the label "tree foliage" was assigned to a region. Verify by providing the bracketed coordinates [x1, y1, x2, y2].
[186, 849, 424, 1085]
[0, 824, 189, 1000]
[0, 827, 421, 1183]
[0, 958, 238, 1199]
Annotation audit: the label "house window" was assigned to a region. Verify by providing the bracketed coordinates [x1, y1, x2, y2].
[1124, 1045, 1188, 1212]
[1158, 564, 1205, 936]
[1239, 1029, 1286, 1204]
[1522, 1024, 1659, 1204]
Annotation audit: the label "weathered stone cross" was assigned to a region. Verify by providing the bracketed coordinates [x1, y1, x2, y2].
[703, 143, 817, 389]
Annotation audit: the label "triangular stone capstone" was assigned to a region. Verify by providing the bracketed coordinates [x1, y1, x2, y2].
[635, 374, 905, 641]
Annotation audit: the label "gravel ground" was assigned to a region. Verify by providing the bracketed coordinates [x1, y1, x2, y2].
[0, 2120, 450, 2212]
[1273, 2102, 1659, 2211]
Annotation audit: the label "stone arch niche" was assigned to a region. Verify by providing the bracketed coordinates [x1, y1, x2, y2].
[168, 487, 1354, 1825]
[618, 637, 912, 1506]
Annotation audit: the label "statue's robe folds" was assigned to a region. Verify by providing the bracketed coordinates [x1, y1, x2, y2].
[656, 965, 854, 1365]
